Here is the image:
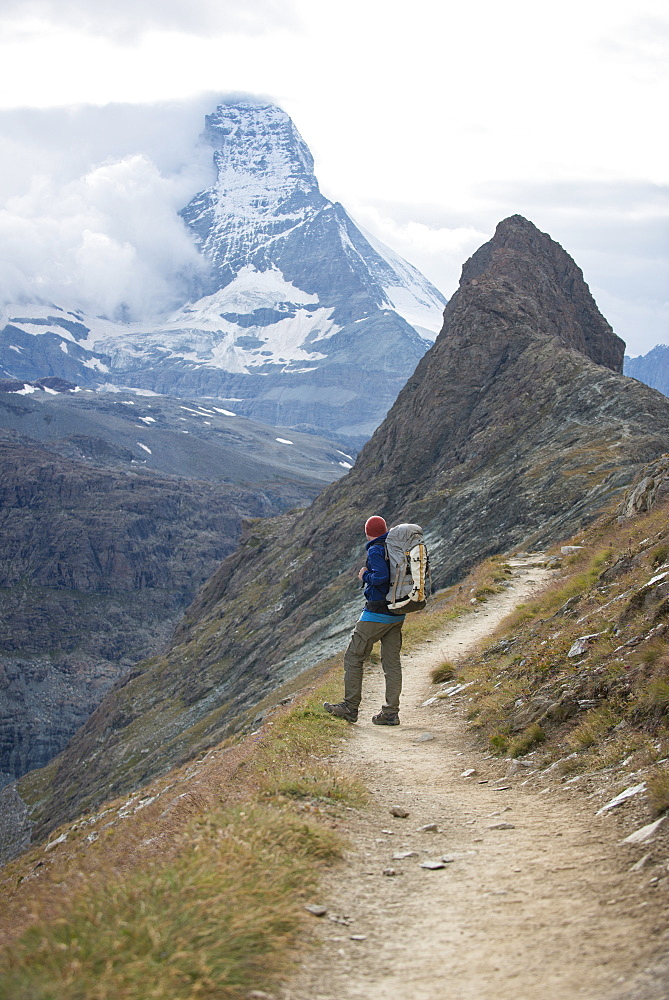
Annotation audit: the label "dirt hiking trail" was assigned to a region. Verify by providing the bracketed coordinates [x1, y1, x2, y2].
[280, 557, 668, 1000]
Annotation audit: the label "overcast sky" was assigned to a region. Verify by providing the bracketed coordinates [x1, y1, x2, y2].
[0, 0, 667, 353]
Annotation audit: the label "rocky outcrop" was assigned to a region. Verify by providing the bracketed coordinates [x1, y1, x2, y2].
[617, 455, 669, 518]
[15, 216, 669, 846]
[460, 215, 625, 373]
[0, 784, 31, 861]
[0, 377, 77, 393]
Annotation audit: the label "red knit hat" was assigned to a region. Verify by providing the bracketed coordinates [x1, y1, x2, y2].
[364, 515, 387, 538]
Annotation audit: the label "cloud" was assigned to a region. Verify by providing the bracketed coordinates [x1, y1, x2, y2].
[351, 203, 488, 298]
[0, 154, 208, 320]
[2, 0, 296, 41]
[0, 96, 666, 354]
[357, 179, 669, 356]
[600, 13, 669, 82]
[0, 98, 229, 320]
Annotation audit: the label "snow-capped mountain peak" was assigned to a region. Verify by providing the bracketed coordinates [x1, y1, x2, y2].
[181, 100, 447, 339]
[206, 103, 322, 218]
[1, 100, 448, 445]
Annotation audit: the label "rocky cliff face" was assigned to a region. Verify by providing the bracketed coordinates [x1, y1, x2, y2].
[459, 214, 625, 372]
[14, 216, 669, 848]
[0, 425, 330, 792]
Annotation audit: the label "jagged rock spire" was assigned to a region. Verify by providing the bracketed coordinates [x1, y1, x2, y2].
[458, 215, 625, 372]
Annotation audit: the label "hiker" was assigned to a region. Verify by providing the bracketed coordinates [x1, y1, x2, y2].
[324, 515, 405, 726]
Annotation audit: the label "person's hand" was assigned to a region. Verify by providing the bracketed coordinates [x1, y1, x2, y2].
[358, 566, 366, 581]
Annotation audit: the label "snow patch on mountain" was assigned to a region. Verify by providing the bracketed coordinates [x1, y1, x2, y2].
[174, 265, 319, 320]
[356, 224, 446, 339]
[132, 264, 338, 373]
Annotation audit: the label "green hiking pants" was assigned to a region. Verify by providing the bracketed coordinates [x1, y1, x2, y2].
[343, 618, 403, 714]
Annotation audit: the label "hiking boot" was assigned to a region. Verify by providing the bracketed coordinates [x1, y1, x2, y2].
[324, 701, 358, 723]
[372, 710, 400, 726]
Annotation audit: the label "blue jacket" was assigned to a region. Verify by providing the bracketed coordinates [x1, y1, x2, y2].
[362, 533, 390, 604]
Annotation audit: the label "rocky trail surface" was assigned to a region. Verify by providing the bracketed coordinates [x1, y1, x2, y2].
[281, 557, 669, 1000]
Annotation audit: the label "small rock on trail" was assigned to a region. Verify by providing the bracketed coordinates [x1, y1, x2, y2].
[389, 806, 409, 818]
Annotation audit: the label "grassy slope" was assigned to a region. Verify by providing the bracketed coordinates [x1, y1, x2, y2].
[0, 669, 364, 999]
[444, 469, 669, 814]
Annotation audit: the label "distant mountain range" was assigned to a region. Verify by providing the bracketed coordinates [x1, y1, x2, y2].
[625, 344, 669, 398]
[0, 101, 447, 446]
[0, 382, 353, 483]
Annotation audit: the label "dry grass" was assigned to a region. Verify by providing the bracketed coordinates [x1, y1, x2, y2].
[474, 585, 501, 601]
[0, 807, 339, 1000]
[466, 675, 528, 732]
[0, 670, 363, 1000]
[456, 490, 669, 776]
[430, 663, 457, 684]
[647, 768, 669, 816]
[250, 690, 367, 810]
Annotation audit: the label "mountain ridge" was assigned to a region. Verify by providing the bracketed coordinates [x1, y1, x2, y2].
[0, 391, 344, 794]
[625, 344, 669, 398]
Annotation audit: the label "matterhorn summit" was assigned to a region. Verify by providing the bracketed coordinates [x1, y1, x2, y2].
[0, 100, 447, 444]
[182, 103, 327, 283]
[181, 103, 445, 335]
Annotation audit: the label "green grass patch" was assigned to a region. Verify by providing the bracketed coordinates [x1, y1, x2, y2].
[568, 706, 621, 750]
[647, 768, 669, 815]
[251, 681, 367, 810]
[508, 723, 546, 757]
[651, 544, 669, 569]
[640, 677, 669, 716]
[489, 732, 510, 754]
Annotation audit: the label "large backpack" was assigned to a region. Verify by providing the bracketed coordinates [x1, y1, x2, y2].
[385, 523, 430, 613]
